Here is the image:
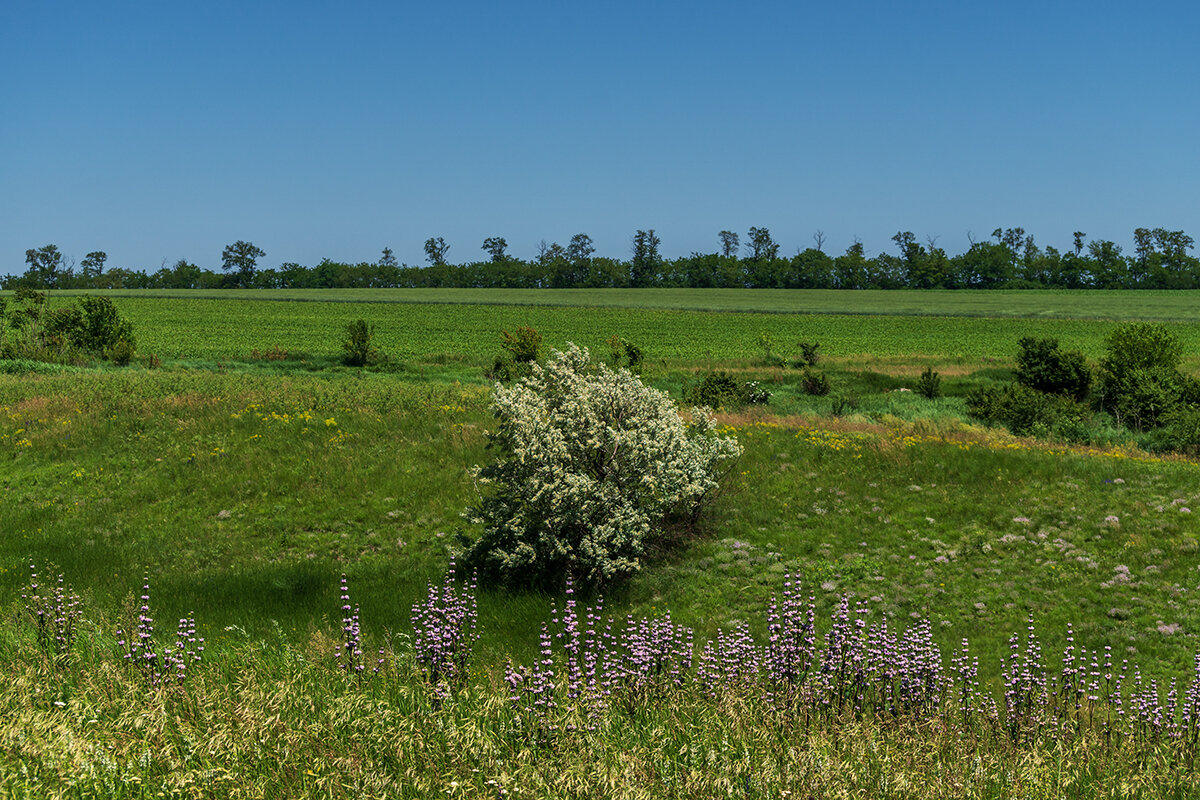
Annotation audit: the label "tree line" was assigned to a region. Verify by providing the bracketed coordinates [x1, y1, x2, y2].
[7, 226, 1200, 291]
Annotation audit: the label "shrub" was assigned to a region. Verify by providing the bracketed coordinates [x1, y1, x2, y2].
[106, 338, 136, 366]
[606, 335, 644, 373]
[1098, 323, 1186, 430]
[1015, 337, 1090, 401]
[915, 366, 942, 399]
[757, 330, 781, 365]
[622, 338, 644, 372]
[795, 341, 821, 368]
[966, 383, 1089, 437]
[801, 367, 831, 396]
[1, 293, 134, 364]
[463, 344, 741, 588]
[1154, 405, 1200, 456]
[830, 395, 857, 417]
[76, 295, 135, 353]
[685, 371, 770, 409]
[501, 325, 542, 364]
[342, 319, 377, 367]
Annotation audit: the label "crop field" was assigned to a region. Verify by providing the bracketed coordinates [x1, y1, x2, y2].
[59, 287, 1200, 321]
[4, 289, 1200, 797]
[33, 290, 1200, 366]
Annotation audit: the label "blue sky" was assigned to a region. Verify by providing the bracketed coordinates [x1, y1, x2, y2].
[2, 1, 1197, 274]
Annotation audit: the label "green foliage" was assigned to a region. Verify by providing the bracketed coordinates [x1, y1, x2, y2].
[801, 366, 831, 396]
[341, 318, 378, 367]
[796, 341, 821, 367]
[1014, 337, 1091, 400]
[605, 335, 644, 372]
[1148, 405, 1200, 456]
[464, 345, 741, 588]
[914, 366, 942, 399]
[501, 325, 542, 364]
[1, 292, 133, 364]
[684, 371, 770, 409]
[966, 382, 1090, 438]
[106, 338, 136, 366]
[76, 296, 136, 353]
[1098, 323, 1187, 429]
[830, 394, 858, 417]
[756, 330, 775, 363]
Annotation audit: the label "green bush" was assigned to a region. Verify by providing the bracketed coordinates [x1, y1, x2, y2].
[1154, 405, 1200, 456]
[685, 372, 771, 409]
[966, 383, 1090, 437]
[2, 293, 134, 364]
[341, 319, 378, 367]
[606, 335, 645, 373]
[501, 325, 542, 364]
[914, 366, 942, 399]
[76, 296, 135, 353]
[801, 367, 831, 396]
[1097, 323, 1186, 430]
[464, 344, 741, 588]
[1014, 337, 1090, 401]
[795, 341, 821, 368]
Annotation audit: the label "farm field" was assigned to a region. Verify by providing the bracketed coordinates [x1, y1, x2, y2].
[55, 287, 1200, 321]
[4, 289, 1200, 797]
[29, 290, 1200, 366]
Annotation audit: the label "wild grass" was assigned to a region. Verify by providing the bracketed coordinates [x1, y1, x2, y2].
[4, 291, 1200, 795]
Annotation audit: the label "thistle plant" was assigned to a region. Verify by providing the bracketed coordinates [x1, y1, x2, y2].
[22, 564, 82, 660]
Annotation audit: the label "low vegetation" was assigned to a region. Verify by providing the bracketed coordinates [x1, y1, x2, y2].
[4, 288, 1200, 795]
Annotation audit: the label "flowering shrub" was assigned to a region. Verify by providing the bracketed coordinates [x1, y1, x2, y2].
[464, 344, 741, 587]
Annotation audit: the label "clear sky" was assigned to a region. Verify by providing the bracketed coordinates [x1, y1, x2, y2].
[2, 0, 1197, 275]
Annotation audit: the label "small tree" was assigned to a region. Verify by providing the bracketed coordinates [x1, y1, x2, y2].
[342, 319, 378, 366]
[915, 366, 942, 399]
[464, 344, 741, 588]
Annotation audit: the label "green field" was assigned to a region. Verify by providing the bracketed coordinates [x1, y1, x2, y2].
[4, 289, 1200, 797]
[50, 287, 1200, 320]
[28, 289, 1200, 365]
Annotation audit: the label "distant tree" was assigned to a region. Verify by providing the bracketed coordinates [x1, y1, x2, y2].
[424, 237, 450, 266]
[812, 230, 826, 253]
[891, 231, 929, 286]
[719, 230, 739, 259]
[745, 227, 779, 261]
[567, 233, 595, 264]
[630, 229, 661, 287]
[221, 240, 265, 287]
[482, 236, 509, 263]
[24, 245, 67, 288]
[167, 258, 202, 289]
[378, 247, 398, 268]
[80, 251, 107, 279]
[1073, 231, 1087, 257]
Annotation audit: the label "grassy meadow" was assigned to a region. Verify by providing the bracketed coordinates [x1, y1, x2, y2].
[4, 289, 1200, 797]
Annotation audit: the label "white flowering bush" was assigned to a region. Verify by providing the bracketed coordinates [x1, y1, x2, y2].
[463, 344, 741, 587]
